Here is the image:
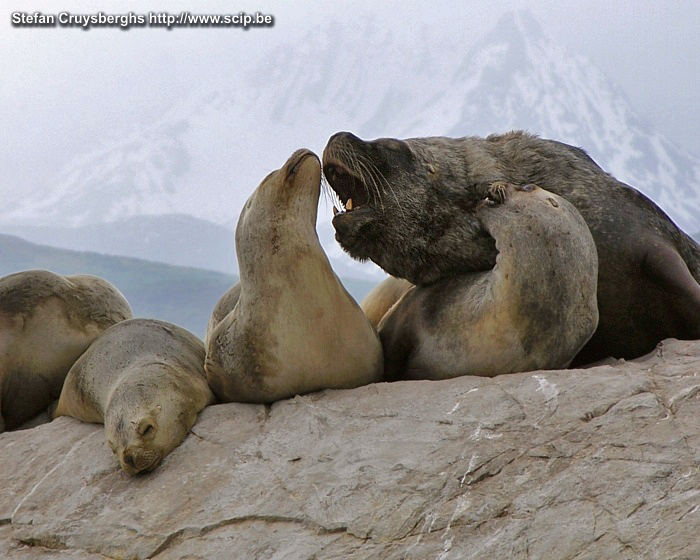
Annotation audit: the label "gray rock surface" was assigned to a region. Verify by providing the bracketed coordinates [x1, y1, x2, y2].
[2, 338, 700, 559]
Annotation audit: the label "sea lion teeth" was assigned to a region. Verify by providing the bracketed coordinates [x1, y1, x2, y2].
[346, 198, 353, 211]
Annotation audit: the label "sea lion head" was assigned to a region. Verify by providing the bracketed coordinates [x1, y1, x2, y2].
[105, 366, 197, 476]
[322, 132, 497, 285]
[235, 149, 322, 273]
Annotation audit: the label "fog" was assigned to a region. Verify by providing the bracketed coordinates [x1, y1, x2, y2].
[2, 0, 699, 202]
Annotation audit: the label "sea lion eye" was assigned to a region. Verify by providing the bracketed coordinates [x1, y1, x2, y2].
[383, 139, 415, 164]
[138, 419, 156, 437]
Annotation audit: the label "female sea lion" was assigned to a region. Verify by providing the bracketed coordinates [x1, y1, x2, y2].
[53, 318, 214, 475]
[0, 269, 132, 432]
[361, 276, 413, 328]
[205, 149, 383, 403]
[322, 130, 700, 365]
[378, 182, 599, 380]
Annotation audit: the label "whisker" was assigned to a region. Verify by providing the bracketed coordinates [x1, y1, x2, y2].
[363, 157, 407, 221]
[319, 172, 340, 213]
[325, 138, 407, 221]
[356, 158, 385, 213]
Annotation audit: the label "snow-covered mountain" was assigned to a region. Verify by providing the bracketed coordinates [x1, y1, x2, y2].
[3, 10, 699, 279]
[427, 12, 700, 231]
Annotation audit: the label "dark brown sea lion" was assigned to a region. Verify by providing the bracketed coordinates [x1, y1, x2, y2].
[377, 182, 598, 380]
[322, 130, 700, 365]
[205, 149, 383, 403]
[54, 318, 214, 475]
[0, 270, 132, 432]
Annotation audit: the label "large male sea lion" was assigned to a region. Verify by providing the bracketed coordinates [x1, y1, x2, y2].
[205, 149, 383, 403]
[378, 182, 598, 380]
[322, 130, 700, 365]
[53, 318, 214, 475]
[0, 269, 132, 432]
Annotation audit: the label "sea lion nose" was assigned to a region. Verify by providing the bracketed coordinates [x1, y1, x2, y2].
[324, 132, 364, 167]
[327, 131, 362, 145]
[123, 451, 136, 468]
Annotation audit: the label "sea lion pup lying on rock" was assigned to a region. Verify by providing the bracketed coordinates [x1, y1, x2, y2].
[53, 318, 214, 475]
[0, 269, 132, 432]
[205, 149, 383, 403]
[323, 130, 700, 365]
[377, 183, 598, 380]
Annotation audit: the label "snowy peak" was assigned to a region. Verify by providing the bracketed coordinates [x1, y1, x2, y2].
[447, 10, 628, 140]
[455, 11, 539, 78]
[2, 121, 192, 227]
[430, 10, 700, 232]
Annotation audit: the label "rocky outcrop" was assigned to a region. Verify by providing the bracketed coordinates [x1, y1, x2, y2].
[2, 338, 700, 559]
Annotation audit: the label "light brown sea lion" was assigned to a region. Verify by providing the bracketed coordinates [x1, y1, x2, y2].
[360, 276, 413, 328]
[205, 149, 383, 403]
[322, 130, 700, 365]
[377, 183, 599, 380]
[204, 283, 241, 347]
[53, 318, 214, 475]
[0, 269, 132, 432]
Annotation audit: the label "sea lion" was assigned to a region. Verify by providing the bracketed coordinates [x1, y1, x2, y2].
[53, 318, 214, 475]
[205, 283, 241, 347]
[0, 269, 132, 432]
[205, 149, 383, 403]
[361, 276, 413, 328]
[322, 130, 700, 365]
[378, 182, 599, 380]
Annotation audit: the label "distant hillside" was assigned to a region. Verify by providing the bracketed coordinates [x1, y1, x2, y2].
[0, 234, 379, 339]
[1, 214, 237, 275]
[0, 213, 389, 283]
[0, 233, 236, 339]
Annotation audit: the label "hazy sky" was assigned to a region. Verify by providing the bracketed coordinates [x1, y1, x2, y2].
[2, 0, 699, 196]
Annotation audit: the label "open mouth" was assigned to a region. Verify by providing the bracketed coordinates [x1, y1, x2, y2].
[323, 161, 371, 216]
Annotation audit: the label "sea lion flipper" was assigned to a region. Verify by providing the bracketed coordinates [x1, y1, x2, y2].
[485, 182, 509, 205]
[643, 241, 700, 336]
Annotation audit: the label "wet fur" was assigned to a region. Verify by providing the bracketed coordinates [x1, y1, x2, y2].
[323, 131, 700, 364]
